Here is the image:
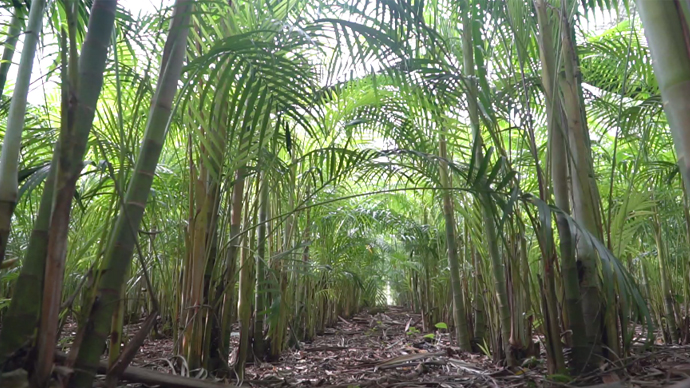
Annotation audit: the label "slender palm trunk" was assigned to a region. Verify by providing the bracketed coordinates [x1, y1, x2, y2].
[236, 179, 257, 379]
[32, 0, 117, 385]
[534, 0, 588, 371]
[108, 284, 126, 367]
[183, 158, 210, 369]
[270, 159, 295, 358]
[463, 227, 484, 348]
[653, 212, 679, 343]
[0, 145, 58, 365]
[460, 7, 515, 366]
[0, 0, 46, 264]
[0, 6, 24, 95]
[636, 1, 690, 209]
[202, 182, 222, 370]
[438, 134, 472, 351]
[552, 124, 589, 370]
[559, 8, 607, 358]
[67, 1, 191, 386]
[219, 168, 246, 369]
[253, 170, 269, 359]
[300, 202, 313, 340]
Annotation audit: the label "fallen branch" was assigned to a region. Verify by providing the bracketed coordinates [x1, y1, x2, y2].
[55, 351, 256, 388]
[374, 351, 446, 370]
[302, 346, 367, 352]
[447, 358, 485, 374]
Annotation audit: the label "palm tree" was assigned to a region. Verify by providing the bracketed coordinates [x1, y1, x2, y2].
[0, 0, 673, 383]
[0, 0, 46, 263]
[68, 0, 192, 385]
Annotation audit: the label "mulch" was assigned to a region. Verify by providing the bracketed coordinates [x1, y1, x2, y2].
[57, 307, 690, 387]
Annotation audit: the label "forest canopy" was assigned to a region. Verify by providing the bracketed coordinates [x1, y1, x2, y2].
[0, 0, 688, 386]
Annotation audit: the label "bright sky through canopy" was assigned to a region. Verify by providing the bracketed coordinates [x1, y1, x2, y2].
[7, 0, 174, 104]
[10, 0, 615, 105]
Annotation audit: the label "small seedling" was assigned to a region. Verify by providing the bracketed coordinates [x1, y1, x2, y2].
[477, 339, 491, 357]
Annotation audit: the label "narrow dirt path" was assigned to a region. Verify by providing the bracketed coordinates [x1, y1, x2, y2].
[242, 305, 499, 387]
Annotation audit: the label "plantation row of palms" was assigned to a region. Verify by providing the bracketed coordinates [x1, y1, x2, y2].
[0, 0, 688, 386]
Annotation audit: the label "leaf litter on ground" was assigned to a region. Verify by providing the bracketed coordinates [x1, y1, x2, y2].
[53, 307, 690, 387]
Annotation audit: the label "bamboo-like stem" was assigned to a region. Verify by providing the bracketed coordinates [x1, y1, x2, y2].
[438, 134, 472, 351]
[108, 284, 126, 367]
[471, 241, 487, 345]
[218, 168, 246, 370]
[636, 0, 690, 225]
[202, 112, 227, 371]
[253, 170, 269, 358]
[0, 5, 24, 95]
[534, 0, 587, 372]
[235, 177, 257, 379]
[0, 0, 46, 264]
[0, 13, 73, 362]
[183, 153, 209, 370]
[300, 201, 313, 340]
[652, 210, 679, 343]
[461, 3, 515, 366]
[33, 0, 116, 385]
[0, 146, 58, 365]
[558, 0, 607, 359]
[67, 1, 191, 385]
[270, 155, 296, 358]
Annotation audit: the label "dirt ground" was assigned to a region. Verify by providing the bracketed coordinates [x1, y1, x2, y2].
[58, 307, 690, 387]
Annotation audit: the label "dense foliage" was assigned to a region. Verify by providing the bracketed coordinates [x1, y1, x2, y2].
[0, 0, 688, 385]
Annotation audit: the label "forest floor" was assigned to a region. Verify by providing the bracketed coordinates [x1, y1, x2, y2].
[58, 307, 690, 387]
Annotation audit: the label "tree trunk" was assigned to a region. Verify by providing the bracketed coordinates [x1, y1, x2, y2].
[0, 6, 24, 95]
[557, 1, 608, 359]
[438, 134, 472, 351]
[636, 0, 690, 214]
[0, 0, 46, 264]
[653, 212, 679, 343]
[67, 1, 191, 386]
[0, 146, 57, 366]
[471, 243, 487, 345]
[461, 5, 515, 367]
[32, 0, 117, 385]
[218, 168, 246, 371]
[253, 170, 269, 359]
[235, 177, 257, 380]
[534, 0, 588, 372]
